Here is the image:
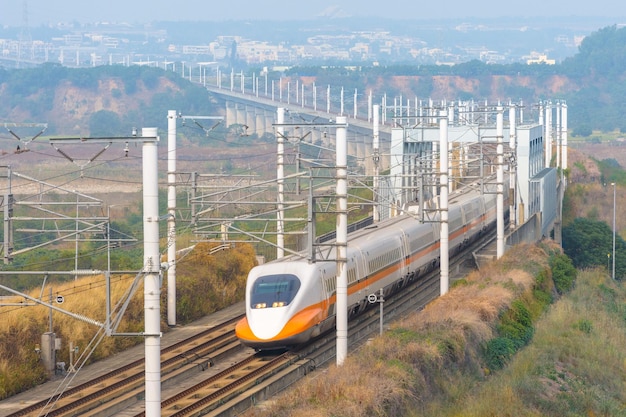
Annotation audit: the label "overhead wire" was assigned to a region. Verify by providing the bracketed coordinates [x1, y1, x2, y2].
[0, 117, 297, 271]
[0, 273, 136, 318]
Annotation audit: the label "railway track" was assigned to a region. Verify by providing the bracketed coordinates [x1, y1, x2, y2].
[184, 239, 488, 417]
[143, 259, 447, 417]
[135, 353, 300, 417]
[7, 315, 245, 417]
[7, 237, 488, 417]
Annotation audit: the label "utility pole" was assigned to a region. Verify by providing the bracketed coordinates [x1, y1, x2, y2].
[49, 130, 161, 416]
[372, 104, 380, 223]
[508, 103, 517, 230]
[335, 116, 348, 366]
[167, 111, 177, 327]
[613, 182, 616, 280]
[168, 112, 223, 326]
[496, 106, 505, 259]
[439, 110, 449, 296]
[276, 108, 286, 259]
[141, 127, 161, 417]
[18, 0, 32, 67]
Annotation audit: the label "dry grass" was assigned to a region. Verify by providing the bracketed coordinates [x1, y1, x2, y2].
[448, 268, 626, 417]
[248, 240, 625, 417]
[262, 354, 416, 417]
[0, 241, 256, 399]
[0, 275, 141, 390]
[246, 242, 554, 417]
[0, 273, 144, 398]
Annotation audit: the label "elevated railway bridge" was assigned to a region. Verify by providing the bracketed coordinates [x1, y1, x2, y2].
[0, 72, 570, 417]
[202, 83, 567, 249]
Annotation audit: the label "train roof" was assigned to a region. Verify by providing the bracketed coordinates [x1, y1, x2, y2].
[264, 174, 506, 265]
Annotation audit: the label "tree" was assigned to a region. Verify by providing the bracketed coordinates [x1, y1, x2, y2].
[89, 110, 122, 136]
[572, 124, 593, 137]
[562, 217, 626, 280]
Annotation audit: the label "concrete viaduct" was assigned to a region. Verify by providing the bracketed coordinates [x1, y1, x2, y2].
[205, 85, 392, 175]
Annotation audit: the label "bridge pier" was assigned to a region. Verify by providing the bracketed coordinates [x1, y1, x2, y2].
[236, 104, 246, 127]
[255, 108, 267, 135]
[214, 91, 392, 177]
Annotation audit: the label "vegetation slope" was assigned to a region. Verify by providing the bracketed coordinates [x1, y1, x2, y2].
[239, 139, 626, 416]
[246, 242, 626, 417]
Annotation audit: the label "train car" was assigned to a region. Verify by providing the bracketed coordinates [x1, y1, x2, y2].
[235, 184, 507, 350]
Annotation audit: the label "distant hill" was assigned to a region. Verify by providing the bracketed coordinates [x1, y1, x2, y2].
[287, 24, 626, 132]
[2, 24, 626, 135]
[0, 64, 218, 137]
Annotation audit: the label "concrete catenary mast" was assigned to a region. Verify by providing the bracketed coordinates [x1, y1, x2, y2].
[336, 116, 348, 366]
[276, 107, 286, 259]
[141, 127, 161, 417]
[439, 110, 449, 295]
[496, 107, 505, 258]
[372, 104, 380, 223]
[509, 103, 517, 229]
[167, 111, 177, 327]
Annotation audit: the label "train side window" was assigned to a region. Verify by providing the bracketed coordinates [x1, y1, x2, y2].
[251, 274, 301, 308]
[348, 268, 357, 284]
[326, 276, 336, 293]
[411, 226, 437, 253]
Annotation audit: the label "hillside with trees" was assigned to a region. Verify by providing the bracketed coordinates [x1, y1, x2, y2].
[0, 64, 217, 137]
[287, 24, 626, 133]
[1, 25, 626, 137]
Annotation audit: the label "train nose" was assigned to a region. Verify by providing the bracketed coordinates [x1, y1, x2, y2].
[248, 308, 290, 339]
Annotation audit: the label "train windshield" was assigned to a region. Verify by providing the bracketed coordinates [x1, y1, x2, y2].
[251, 274, 301, 309]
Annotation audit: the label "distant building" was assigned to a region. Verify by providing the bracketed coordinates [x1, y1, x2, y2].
[182, 45, 212, 55]
[526, 53, 556, 65]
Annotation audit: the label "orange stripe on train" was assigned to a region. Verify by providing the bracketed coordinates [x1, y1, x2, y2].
[236, 304, 327, 342]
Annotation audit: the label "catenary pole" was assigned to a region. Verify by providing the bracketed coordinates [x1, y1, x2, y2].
[496, 107, 505, 259]
[276, 107, 285, 259]
[336, 116, 348, 365]
[509, 103, 517, 229]
[142, 127, 161, 417]
[372, 104, 380, 223]
[167, 110, 177, 327]
[439, 110, 449, 295]
[613, 182, 616, 280]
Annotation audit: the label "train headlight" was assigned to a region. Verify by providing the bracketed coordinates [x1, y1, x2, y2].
[272, 301, 286, 307]
[254, 303, 267, 309]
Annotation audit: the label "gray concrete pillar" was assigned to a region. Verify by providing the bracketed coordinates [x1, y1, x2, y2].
[41, 332, 56, 376]
[235, 103, 245, 126]
[225, 101, 235, 127]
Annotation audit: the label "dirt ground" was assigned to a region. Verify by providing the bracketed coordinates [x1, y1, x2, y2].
[569, 140, 626, 167]
[0, 139, 276, 218]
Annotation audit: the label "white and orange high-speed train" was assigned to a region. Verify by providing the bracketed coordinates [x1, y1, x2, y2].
[235, 184, 507, 349]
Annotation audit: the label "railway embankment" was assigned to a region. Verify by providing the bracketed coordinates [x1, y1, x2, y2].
[245, 240, 626, 417]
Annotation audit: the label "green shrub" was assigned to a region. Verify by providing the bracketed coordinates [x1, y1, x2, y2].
[574, 319, 593, 333]
[497, 300, 534, 347]
[550, 253, 577, 294]
[483, 337, 515, 370]
[485, 300, 534, 370]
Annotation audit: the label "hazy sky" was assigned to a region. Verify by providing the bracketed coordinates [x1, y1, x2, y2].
[2, 0, 626, 26]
